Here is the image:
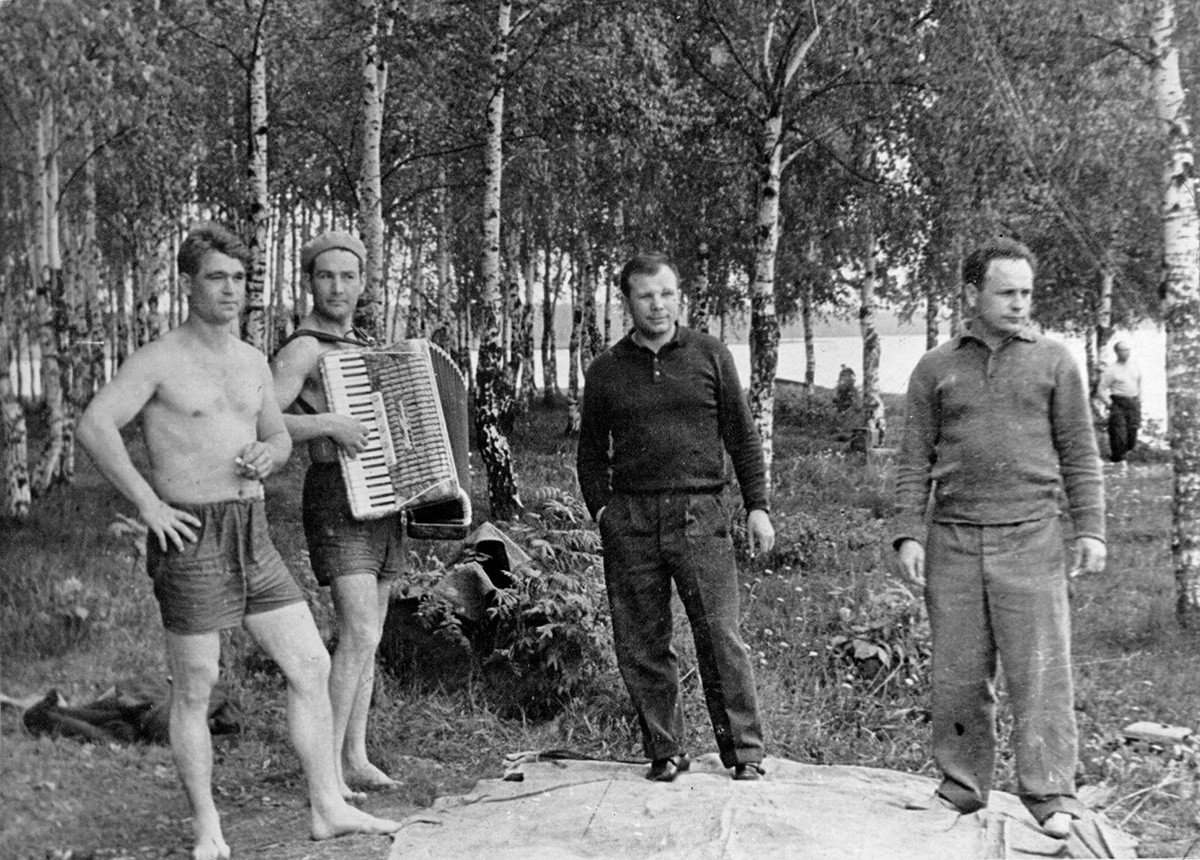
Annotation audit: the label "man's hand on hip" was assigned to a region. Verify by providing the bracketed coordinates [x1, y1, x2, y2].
[747, 509, 774, 557]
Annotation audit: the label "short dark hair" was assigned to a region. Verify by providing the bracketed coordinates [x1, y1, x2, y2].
[962, 238, 1037, 288]
[618, 252, 678, 298]
[178, 223, 251, 277]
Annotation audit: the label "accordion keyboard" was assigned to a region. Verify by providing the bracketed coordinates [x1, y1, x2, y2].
[319, 343, 460, 521]
[321, 352, 400, 517]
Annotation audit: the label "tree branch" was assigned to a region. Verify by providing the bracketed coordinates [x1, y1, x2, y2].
[1078, 32, 1154, 65]
[700, 0, 763, 91]
[762, 1, 780, 86]
[780, 1, 821, 92]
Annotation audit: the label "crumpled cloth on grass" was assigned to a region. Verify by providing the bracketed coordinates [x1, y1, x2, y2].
[20, 682, 241, 745]
[392, 753, 1137, 859]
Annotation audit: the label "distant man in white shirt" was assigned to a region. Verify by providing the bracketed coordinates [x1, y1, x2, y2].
[1098, 340, 1142, 467]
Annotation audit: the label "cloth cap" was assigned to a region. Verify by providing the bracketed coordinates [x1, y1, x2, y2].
[1113, 339, 1129, 350]
[300, 232, 367, 275]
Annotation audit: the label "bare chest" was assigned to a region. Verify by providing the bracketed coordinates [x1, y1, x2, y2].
[154, 358, 263, 422]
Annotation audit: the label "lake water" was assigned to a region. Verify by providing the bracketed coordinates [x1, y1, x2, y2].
[538, 323, 1169, 427]
[9, 323, 1169, 426]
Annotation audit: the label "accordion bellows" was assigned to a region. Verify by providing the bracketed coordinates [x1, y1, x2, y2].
[319, 340, 471, 539]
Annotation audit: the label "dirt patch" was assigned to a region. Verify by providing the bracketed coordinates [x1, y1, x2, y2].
[0, 702, 477, 859]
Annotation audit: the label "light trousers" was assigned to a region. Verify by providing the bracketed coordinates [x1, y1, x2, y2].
[925, 517, 1086, 823]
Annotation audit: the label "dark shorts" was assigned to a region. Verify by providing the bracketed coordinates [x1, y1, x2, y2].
[146, 498, 305, 635]
[302, 463, 405, 587]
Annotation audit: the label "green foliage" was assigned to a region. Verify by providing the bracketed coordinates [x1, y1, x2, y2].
[826, 582, 930, 697]
[0, 569, 111, 658]
[0, 509, 143, 659]
[482, 489, 613, 718]
[481, 557, 612, 719]
[396, 486, 613, 719]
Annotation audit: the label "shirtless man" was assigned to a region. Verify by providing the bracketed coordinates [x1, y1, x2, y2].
[270, 232, 400, 791]
[76, 223, 399, 860]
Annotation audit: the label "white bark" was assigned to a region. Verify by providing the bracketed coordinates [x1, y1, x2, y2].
[860, 234, 884, 448]
[244, 4, 270, 351]
[33, 96, 67, 493]
[476, 0, 520, 518]
[1151, 0, 1200, 624]
[357, 0, 393, 342]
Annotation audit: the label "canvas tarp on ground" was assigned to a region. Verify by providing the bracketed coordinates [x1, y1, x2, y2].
[391, 753, 1136, 859]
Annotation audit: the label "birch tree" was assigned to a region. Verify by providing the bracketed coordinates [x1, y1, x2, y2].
[1149, 0, 1200, 624]
[356, 0, 396, 342]
[31, 96, 69, 495]
[243, 0, 271, 351]
[476, 0, 522, 520]
[695, 0, 821, 487]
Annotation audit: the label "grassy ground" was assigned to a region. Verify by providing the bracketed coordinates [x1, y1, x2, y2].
[2, 389, 1199, 859]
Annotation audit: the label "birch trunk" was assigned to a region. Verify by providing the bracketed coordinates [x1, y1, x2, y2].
[431, 164, 455, 352]
[925, 288, 939, 351]
[565, 258, 582, 435]
[580, 244, 603, 370]
[802, 239, 817, 386]
[801, 277, 815, 387]
[1092, 259, 1114, 393]
[1, 377, 30, 520]
[243, 3, 270, 351]
[1151, 0, 1200, 625]
[541, 243, 560, 404]
[32, 97, 68, 494]
[1097, 258, 1114, 349]
[518, 234, 537, 408]
[0, 302, 31, 519]
[691, 242, 711, 334]
[356, 0, 392, 342]
[80, 126, 104, 396]
[749, 106, 783, 487]
[475, 0, 521, 519]
[271, 204, 290, 352]
[860, 235, 884, 448]
[503, 228, 522, 395]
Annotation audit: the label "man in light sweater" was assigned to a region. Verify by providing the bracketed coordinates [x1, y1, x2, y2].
[1098, 339, 1142, 468]
[893, 238, 1106, 839]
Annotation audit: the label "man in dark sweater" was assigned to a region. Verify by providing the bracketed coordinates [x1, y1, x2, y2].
[893, 238, 1106, 839]
[577, 252, 775, 782]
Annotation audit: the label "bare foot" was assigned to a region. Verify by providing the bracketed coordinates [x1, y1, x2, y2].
[339, 782, 368, 804]
[190, 811, 231, 860]
[345, 762, 400, 791]
[311, 804, 401, 841]
[192, 837, 231, 860]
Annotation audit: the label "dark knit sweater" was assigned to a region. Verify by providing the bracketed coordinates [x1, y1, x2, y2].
[576, 326, 769, 520]
[893, 327, 1105, 546]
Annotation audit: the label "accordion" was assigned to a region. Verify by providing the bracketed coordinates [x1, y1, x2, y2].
[318, 340, 471, 540]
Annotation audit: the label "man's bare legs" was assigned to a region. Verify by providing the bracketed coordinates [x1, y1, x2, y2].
[164, 631, 230, 860]
[330, 575, 396, 789]
[243, 602, 399, 839]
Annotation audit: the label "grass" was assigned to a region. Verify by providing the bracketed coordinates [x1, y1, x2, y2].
[3, 388, 1200, 858]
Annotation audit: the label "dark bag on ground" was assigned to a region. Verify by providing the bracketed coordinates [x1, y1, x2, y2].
[23, 682, 242, 744]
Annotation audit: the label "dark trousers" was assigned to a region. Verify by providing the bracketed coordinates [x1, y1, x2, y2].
[1107, 395, 1140, 462]
[925, 518, 1086, 823]
[600, 491, 764, 768]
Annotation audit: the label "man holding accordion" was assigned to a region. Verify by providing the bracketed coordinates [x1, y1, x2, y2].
[271, 232, 402, 795]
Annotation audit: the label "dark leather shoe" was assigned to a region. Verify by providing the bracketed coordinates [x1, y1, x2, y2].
[733, 762, 765, 781]
[646, 754, 690, 782]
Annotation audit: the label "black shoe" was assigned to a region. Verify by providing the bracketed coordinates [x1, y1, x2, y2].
[646, 754, 690, 782]
[733, 762, 765, 781]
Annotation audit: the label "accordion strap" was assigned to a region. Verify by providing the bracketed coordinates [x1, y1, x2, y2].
[277, 327, 375, 350]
